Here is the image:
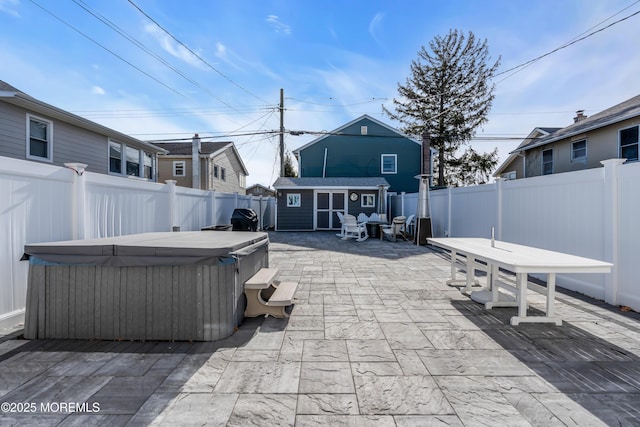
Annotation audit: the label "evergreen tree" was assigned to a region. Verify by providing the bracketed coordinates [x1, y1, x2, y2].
[283, 151, 297, 177]
[384, 29, 500, 186]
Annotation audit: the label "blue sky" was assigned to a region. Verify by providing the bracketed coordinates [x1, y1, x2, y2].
[2, 0, 640, 187]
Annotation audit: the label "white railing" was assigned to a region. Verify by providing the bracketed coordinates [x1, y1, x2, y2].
[391, 158, 639, 312]
[0, 156, 275, 331]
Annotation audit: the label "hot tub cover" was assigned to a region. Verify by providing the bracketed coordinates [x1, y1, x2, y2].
[23, 231, 269, 267]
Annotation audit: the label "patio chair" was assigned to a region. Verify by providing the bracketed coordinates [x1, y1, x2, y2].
[336, 212, 346, 238]
[369, 213, 380, 222]
[342, 214, 368, 242]
[357, 213, 369, 223]
[381, 216, 407, 242]
[405, 215, 415, 238]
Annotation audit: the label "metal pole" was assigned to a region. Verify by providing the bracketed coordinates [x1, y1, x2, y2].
[280, 88, 285, 177]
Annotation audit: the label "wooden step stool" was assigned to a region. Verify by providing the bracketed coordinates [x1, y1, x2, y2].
[244, 268, 298, 318]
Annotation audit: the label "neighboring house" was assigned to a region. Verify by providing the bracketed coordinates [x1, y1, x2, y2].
[155, 137, 249, 194]
[274, 114, 434, 231]
[246, 183, 276, 197]
[495, 94, 640, 179]
[0, 80, 166, 180]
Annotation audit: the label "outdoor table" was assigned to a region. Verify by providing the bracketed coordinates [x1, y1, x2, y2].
[427, 237, 613, 325]
[364, 221, 386, 239]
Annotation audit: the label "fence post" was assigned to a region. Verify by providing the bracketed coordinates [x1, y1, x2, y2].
[447, 186, 453, 237]
[496, 178, 504, 240]
[601, 158, 624, 305]
[209, 189, 217, 226]
[165, 180, 177, 231]
[64, 163, 87, 240]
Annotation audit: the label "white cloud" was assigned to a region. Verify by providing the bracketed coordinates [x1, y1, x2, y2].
[144, 23, 203, 68]
[91, 86, 106, 95]
[265, 15, 291, 35]
[369, 12, 384, 45]
[0, 0, 19, 17]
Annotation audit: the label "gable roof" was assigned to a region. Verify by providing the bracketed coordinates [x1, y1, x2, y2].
[494, 127, 560, 176]
[512, 94, 640, 154]
[0, 80, 167, 154]
[292, 114, 420, 157]
[273, 176, 390, 189]
[154, 141, 250, 176]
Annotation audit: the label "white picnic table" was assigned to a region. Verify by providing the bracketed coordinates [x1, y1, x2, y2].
[427, 237, 613, 326]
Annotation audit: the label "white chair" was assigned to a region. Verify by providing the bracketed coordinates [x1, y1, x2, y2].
[405, 215, 415, 237]
[381, 216, 406, 242]
[357, 213, 369, 223]
[369, 213, 380, 222]
[336, 212, 346, 238]
[342, 214, 368, 242]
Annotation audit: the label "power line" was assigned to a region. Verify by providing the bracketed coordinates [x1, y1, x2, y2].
[127, 0, 271, 105]
[72, 0, 241, 111]
[496, 6, 640, 78]
[28, 0, 185, 97]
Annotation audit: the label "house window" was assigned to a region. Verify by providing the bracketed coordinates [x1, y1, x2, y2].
[173, 161, 185, 177]
[361, 194, 375, 208]
[504, 171, 516, 180]
[620, 125, 639, 162]
[220, 167, 226, 181]
[381, 154, 397, 174]
[239, 173, 246, 188]
[109, 140, 122, 174]
[542, 149, 553, 175]
[144, 152, 153, 179]
[287, 193, 301, 207]
[27, 115, 52, 161]
[213, 165, 219, 179]
[571, 139, 587, 161]
[126, 146, 140, 176]
[361, 125, 368, 135]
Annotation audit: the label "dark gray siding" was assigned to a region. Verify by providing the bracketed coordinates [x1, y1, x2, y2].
[0, 102, 29, 159]
[347, 190, 378, 217]
[277, 190, 314, 230]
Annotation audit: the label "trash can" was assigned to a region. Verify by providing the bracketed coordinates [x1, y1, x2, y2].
[231, 208, 259, 231]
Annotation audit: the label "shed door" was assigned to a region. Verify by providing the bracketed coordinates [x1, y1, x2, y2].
[315, 191, 346, 230]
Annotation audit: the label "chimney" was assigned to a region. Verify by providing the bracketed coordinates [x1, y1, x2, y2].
[421, 133, 431, 176]
[192, 133, 201, 190]
[573, 110, 587, 123]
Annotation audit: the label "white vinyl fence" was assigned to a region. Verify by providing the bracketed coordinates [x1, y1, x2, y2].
[0, 156, 275, 331]
[391, 158, 640, 312]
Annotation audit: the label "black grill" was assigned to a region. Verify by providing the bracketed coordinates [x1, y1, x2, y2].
[231, 208, 258, 231]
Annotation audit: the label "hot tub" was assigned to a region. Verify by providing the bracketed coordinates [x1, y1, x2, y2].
[22, 231, 269, 341]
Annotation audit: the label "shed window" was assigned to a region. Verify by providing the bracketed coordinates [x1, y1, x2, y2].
[173, 161, 185, 177]
[27, 115, 52, 161]
[542, 149, 553, 175]
[287, 193, 301, 207]
[381, 154, 397, 174]
[571, 139, 587, 161]
[620, 126, 639, 162]
[361, 194, 375, 208]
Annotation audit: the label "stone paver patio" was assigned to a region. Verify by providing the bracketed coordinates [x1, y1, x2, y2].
[1, 231, 640, 426]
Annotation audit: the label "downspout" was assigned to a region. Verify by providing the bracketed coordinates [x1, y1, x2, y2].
[322, 147, 328, 178]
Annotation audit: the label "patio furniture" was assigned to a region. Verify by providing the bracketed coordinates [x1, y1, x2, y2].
[342, 214, 368, 242]
[357, 213, 369, 223]
[405, 215, 415, 237]
[427, 237, 613, 325]
[244, 268, 298, 318]
[381, 216, 407, 242]
[336, 212, 346, 238]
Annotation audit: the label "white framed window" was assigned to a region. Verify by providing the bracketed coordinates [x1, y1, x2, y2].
[239, 173, 246, 188]
[381, 154, 397, 174]
[173, 161, 185, 177]
[26, 114, 53, 161]
[108, 139, 153, 179]
[542, 149, 553, 175]
[620, 125, 639, 162]
[287, 193, 301, 207]
[361, 194, 375, 208]
[571, 139, 587, 161]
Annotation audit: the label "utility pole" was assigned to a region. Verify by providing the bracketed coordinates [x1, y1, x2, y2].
[279, 88, 285, 177]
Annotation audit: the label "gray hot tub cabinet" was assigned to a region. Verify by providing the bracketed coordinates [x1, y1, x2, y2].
[22, 231, 269, 341]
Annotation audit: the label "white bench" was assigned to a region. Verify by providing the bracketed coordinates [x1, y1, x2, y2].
[244, 268, 298, 318]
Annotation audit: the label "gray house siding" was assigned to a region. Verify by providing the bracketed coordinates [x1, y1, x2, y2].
[210, 149, 246, 194]
[276, 190, 314, 230]
[298, 117, 420, 193]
